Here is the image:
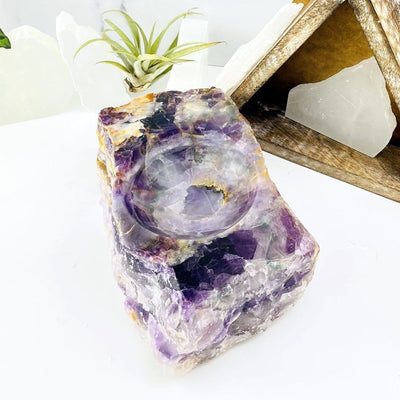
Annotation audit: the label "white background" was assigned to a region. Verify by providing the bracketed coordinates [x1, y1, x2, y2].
[1, 104, 399, 399]
[1, 1, 400, 399]
[0, 0, 291, 65]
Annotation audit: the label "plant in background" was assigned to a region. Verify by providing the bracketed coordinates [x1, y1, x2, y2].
[74, 9, 219, 93]
[0, 28, 11, 49]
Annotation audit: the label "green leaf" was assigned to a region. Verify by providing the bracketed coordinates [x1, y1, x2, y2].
[167, 42, 220, 60]
[125, 72, 142, 87]
[104, 10, 141, 50]
[149, 8, 200, 54]
[104, 18, 139, 57]
[74, 38, 106, 59]
[133, 60, 146, 78]
[113, 50, 138, 64]
[96, 60, 130, 73]
[166, 32, 179, 52]
[141, 59, 151, 73]
[101, 31, 135, 71]
[0, 28, 11, 49]
[163, 41, 205, 56]
[137, 53, 176, 63]
[74, 35, 135, 73]
[149, 65, 173, 84]
[148, 22, 157, 47]
[136, 23, 150, 53]
[126, 63, 172, 92]
[104, 10, 148, 53]
[141, 64, 173, 84]
[116, 51, 190, 72]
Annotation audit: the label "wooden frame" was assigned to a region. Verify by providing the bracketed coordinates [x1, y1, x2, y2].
[231, 0, 343, 108]
[233, 0, 400, 202]
[244, 107, 400, 202]
[350, 0, 400, 114]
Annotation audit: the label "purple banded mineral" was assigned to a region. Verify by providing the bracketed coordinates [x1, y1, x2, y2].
[97, 88, 318, 370]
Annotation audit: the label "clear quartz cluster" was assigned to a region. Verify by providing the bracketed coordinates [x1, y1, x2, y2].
[97, 88, 319, 370]
[285, 57, 396, 157]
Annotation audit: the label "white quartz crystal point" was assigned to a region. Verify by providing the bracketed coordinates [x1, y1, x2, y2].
[56, 11, 131, 111]
[213, 3, 303, 95]
[166, 19, 209, 91]
[0, 26, 75, 126]
[285, 57, 397, 157]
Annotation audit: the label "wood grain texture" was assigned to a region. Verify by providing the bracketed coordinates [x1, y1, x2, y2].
[370, 0, 400, 66]
[371, 0, 400, 144]
[242, 106, 400, 202]
[231, 0, 342, 108]
[262, 1, 373, 86]
[349, 0, 400, 122]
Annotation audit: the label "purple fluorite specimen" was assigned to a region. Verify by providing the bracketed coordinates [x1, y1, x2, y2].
[97, 88, 318, 370]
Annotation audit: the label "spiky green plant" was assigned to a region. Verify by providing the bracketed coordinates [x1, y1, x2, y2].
[0, 28, 11, 49]
[74, 9, 219, 93]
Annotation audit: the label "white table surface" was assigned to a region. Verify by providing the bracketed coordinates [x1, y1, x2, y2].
[1, 103, 399, 399]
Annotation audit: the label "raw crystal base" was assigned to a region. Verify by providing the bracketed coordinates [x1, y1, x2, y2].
[56, 12, 131, 111]
[0, 26, 74, 125]
[285, 57, 396, 157]
[97, 88, 318, 370]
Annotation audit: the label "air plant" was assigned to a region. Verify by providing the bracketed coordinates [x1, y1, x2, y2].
[0, 28, 11, 49]
[74, 9, 219, 93]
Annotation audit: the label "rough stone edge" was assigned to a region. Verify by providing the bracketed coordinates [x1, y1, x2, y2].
[231, 0, 343, 108]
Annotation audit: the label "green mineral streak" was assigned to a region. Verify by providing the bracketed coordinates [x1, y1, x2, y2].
[0, 28, 11, 49]
[267, 261, 282, 270]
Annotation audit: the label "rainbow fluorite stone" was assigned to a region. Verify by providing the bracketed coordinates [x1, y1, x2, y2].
[97, 88, 318, 370]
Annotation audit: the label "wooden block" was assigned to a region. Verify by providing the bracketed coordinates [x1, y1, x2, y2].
[243, 105, 400, 202]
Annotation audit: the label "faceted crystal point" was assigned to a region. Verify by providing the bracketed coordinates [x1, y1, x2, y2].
[0, 26, 75, 125]
[285, 57, 397, 157]
[98, 88, 319, 370]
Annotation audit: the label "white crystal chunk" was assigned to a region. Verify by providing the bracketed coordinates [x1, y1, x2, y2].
[166, 19, 209, 92]
[0, 26, 75, 126]
[214, 3, 303, 95]
[285, 57, 397, 157]
[56, 11, 131, 112]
